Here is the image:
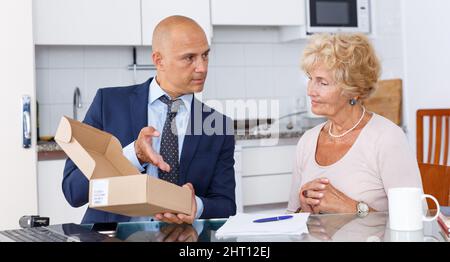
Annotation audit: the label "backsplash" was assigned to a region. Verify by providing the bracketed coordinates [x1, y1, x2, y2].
[35, 35, 309, 137]
[36, 1, 404, 138]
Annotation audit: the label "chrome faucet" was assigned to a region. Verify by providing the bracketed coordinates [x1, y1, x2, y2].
[73, 87, 82, 120]
[252, 110, 308, 134]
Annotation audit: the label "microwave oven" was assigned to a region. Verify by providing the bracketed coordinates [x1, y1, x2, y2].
[306, 0, 371, 34]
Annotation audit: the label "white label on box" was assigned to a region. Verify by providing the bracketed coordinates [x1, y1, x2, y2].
[92, 180, 109, 206]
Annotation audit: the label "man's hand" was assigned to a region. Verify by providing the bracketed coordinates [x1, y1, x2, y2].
[154, 183, 197, 224]
[155, 224, 199, 242]
[134, 126, 170, 172]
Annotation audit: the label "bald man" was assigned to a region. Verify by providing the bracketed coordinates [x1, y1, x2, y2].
[62, 16, 236, 224]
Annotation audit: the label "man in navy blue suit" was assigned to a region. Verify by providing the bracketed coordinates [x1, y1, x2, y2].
[62, 15, 236, 224]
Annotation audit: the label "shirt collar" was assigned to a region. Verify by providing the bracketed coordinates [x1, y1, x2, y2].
[149, 77, 193, 111]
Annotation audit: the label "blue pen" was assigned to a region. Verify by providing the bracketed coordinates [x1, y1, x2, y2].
[253, 215, 293, 223]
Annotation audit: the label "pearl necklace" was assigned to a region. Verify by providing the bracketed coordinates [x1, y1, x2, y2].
[328, 106, 366, 138]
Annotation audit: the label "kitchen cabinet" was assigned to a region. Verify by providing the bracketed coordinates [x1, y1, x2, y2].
[211, 0, 305, 26]
[33, 0, 141, 45]
[141, 0, 212, 45]
[37, 160, 87, 225]
[235, 140, 297, 207]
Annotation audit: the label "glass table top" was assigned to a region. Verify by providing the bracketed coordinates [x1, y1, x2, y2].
[84, 211, 448, 242]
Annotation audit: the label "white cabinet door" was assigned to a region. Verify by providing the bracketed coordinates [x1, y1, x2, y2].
[38, 160, 87, 225]
[141, 0, 212, 45]
[211, 0, 305, 26]
[242, 174, 292, 206]
[0, 1, 38, 230]
[240, 144, 296, 206]
[242, 145, 296, 176]
[33, 0, 141, 45]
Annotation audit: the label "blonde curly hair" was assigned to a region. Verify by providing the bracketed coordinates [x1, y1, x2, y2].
[301, 33, 381, 100]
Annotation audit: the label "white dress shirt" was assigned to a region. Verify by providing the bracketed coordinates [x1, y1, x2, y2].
[123, 78, 204, 220]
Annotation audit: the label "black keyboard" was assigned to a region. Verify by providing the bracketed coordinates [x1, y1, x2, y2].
[0, 227, 74, 242]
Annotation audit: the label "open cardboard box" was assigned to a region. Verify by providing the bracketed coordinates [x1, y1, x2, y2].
[55, 116, 192, 217]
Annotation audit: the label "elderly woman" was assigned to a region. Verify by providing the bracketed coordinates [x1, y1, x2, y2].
[287, 33, 423, 217]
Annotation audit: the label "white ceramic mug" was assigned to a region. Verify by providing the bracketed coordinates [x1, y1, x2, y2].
[388, 230, 438, 242]
[388, 187, 440, 231]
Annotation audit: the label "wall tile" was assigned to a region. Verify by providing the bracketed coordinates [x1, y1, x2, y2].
[48, 46, 84, 68]
[84, 69, 122, 103]
[49, 69, 84, 104]
[50, 104, 72, 136]
[36, 69, 50, 104]
[245, 67, 274, 98]
[120, 69, 156, 87]
[120, 69, 137, 86]
[37, 104, 51, 137]
[202, 67, 217, 100]
[76, 102, 91, 122]
[372, 36, 403, 60]
[244, 44, 273, 66]
[35, 16, 404, 135]
[118, 46, 134, 67]
[136, 46, 153, 65]
[84, 46, 124, 68]
[212, 44, 245, 66]
[136, 70, 155, 84]
[273, 43, 304, 66]
[272, 67, 305, 98]
[215, 67, 246, 99]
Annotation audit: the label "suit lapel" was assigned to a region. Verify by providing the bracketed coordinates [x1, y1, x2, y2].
[129, 78, 151, 140]
[179, 98, 203, 185]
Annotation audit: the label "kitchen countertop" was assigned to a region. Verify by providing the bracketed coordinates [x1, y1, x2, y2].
[37, 130, 305, 161]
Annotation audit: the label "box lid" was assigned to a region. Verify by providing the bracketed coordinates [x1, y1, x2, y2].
[55, 116, 140, 180]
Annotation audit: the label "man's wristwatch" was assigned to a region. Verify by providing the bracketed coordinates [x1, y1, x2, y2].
[356, 201, 369, 218]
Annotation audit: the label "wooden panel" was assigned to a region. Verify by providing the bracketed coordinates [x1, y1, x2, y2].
[38, 151, 67, 161]
[363, 79, 402, 125]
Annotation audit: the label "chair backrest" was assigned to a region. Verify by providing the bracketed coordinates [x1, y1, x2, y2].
[419, 163, 450, 209]
[416, 109, 450, 165]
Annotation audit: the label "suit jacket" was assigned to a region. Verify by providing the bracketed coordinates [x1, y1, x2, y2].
[62, 78, 236, 224]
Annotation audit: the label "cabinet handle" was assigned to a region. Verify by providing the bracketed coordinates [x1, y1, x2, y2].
[22, 95, 31, 148]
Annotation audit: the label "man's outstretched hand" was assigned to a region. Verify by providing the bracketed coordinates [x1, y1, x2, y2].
[134, 126, 170, 172]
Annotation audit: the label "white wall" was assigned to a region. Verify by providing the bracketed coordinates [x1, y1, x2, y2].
[35, 0, 405, 138]
[402, 0, 450, 151]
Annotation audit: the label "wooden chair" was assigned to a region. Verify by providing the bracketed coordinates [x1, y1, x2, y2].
[416, 109, 450, 165]
[419, 163, 450, 209]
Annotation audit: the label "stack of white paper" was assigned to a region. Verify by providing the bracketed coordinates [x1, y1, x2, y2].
[215, 213, 310, 238]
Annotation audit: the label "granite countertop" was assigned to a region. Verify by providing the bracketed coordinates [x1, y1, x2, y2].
[37, 130, 305, 154]
[38, 140, 62, 152]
